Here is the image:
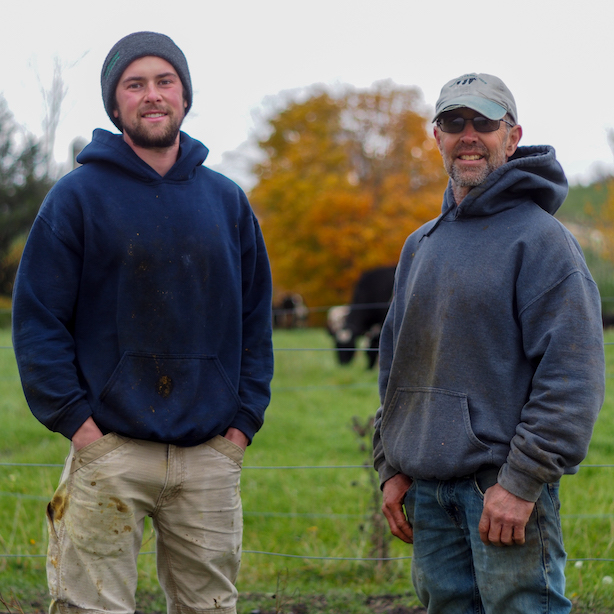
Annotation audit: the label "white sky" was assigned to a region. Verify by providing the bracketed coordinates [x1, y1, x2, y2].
[2, 0, 613, 191]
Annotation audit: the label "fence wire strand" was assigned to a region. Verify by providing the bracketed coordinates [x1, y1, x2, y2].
[2, 322, 614, 569]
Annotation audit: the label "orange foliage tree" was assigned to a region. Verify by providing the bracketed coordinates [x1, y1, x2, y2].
[249, 81, 448, 318]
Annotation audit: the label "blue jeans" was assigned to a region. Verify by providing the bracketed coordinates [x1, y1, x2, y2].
[404, 469, 571, 614]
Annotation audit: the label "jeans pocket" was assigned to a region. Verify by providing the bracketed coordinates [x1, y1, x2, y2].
[71, 432, 129, 474]
[473, 465, 500, 496]
[204, 434, 245, 467]
[403, 480, 417, 525]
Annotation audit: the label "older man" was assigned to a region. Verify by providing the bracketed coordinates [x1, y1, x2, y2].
[374, 73, 605, 613]
[12, 32, 273, 614]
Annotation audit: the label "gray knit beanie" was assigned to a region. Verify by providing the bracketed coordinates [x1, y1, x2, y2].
[101, 31, 193, 130]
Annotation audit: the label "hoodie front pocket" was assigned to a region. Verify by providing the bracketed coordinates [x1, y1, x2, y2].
[381, 387, 493, 480]
[99, 353, 241, 441]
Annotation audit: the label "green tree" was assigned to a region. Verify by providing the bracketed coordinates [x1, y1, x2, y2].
[0, 96, 54, 296]
[250, 81, 447, 317]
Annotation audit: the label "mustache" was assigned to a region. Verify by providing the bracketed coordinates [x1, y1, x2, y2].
[452, 144, 489, 158]
[139, 106, 171, 115]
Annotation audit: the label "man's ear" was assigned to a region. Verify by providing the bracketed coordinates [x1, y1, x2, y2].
[113, 108, 119, 119]
[433, 126, 443, 152]
[506, 124, 523, 157]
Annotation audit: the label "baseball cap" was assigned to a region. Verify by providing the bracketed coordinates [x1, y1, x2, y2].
[433, 73, 517, 123]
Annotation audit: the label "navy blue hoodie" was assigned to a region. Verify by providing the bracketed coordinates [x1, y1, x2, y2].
[12, 129, 273, 446]
[373, 146, 605, 502]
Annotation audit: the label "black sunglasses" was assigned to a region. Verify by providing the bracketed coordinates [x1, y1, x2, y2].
[436, 115, 514, 134]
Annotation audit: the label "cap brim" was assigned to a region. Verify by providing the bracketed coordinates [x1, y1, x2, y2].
[433, 96, 507, 122]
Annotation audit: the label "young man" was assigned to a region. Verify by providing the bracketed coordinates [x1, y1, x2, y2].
[374, 73, 605, 613]
[12, 32, 273, 614]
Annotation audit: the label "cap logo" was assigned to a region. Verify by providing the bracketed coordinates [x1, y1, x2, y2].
[450, 75, 488, 89]
[104, 52, 121, 80]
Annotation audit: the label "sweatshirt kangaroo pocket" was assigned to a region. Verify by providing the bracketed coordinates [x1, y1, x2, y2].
[381, 387, 493, 480]
[98, 353, 241, 443]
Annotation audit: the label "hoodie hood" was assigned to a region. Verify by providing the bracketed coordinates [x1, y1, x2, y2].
[441, 145, 568, 218]
[77, 129, 209, 182]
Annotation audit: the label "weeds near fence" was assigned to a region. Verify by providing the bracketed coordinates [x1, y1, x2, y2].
[0, 594, 25, 614]
[351, 415, 391, 571]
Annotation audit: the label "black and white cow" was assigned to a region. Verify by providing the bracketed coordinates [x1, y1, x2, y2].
[273, 293, 309, 329]
[328, 265, 395, 369]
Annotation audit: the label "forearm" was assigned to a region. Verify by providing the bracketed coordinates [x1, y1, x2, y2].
[373, 407, 400, 488]
[236, 227, 273, 442]
[13, 216, 91, 438]
[506, 275, 605, 500]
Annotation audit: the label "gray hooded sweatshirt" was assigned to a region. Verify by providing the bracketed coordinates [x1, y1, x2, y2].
[373, 145, 605, 502]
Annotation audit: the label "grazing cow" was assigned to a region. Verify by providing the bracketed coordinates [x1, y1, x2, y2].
[273, 293, 309, 329]
[328, 266, 396, 369]
[326, 304, 351, 342]
[602, 312, 614, 329]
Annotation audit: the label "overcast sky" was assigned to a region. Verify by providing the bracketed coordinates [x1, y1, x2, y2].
[3, 0, 613, 191]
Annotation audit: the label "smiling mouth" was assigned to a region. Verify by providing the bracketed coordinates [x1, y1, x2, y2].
[458, 154, 484, 161]
[142, 112, 167, 119]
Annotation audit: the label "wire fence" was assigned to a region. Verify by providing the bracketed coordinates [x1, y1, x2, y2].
[1, 459, 614, 563]
[2, 304, 614, 569]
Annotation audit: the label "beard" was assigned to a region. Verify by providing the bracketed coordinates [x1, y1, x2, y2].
[444, 143, 508, 188]
[118, 107, 184, 149]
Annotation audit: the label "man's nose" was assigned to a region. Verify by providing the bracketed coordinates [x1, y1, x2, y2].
[459, 119, 479, 140]
[144, 82, 162, 101]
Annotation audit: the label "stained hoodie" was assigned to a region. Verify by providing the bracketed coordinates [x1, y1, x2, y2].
[373, 146, 605, 502]
[12, 129, 273, 446]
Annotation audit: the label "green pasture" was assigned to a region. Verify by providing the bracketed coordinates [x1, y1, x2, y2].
[1, 327, 614, 613]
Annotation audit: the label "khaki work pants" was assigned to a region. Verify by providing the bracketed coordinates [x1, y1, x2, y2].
[46, 433, 244, 614]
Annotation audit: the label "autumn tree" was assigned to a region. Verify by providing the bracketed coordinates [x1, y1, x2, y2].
[250, 81, 447, 317]
[579, 130, 614, 314]
[0, 96, 54, 296]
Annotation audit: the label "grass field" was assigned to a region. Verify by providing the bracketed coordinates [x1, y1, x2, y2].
[1, 326, 614, 613]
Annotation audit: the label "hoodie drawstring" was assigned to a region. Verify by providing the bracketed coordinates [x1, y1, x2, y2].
[419, 202, 456, 242]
